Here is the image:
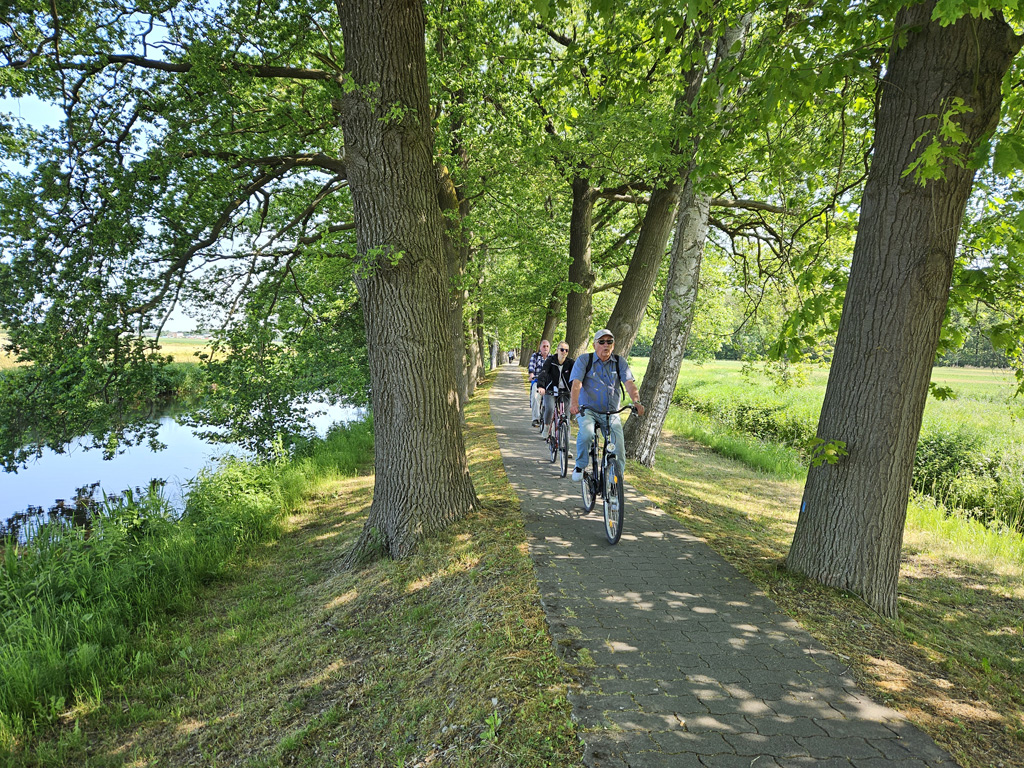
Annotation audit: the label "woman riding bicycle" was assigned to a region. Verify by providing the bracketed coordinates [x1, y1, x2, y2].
[536, 341, 575, 440]
[568, 329, 644, 482]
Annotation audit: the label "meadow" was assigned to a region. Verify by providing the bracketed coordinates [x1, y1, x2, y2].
[0, 336, 211, 370]
[630, 358, 1024, 531]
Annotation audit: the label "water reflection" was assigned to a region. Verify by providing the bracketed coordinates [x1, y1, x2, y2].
[1, 403, 363, 529]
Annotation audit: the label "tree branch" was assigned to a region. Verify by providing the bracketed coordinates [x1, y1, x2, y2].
[710, 197, 790, 215]
[100, 54, 338, 82]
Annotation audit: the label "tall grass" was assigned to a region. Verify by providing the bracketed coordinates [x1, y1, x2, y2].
[0, 418, 374, 747]
[662, 408, 806, 479]
[632, 359, 1024, 532]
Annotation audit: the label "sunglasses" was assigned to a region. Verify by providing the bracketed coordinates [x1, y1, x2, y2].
[557, 347, 569, 352]
[596, 338, 614, 345]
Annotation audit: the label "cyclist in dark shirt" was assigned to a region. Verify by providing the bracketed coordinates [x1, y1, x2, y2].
[536, 341, 574, 439]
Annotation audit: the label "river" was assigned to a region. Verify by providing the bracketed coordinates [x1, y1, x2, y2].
[1, 403, 364, 530]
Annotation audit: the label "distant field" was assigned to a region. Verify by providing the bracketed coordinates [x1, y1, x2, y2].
[0, 336, 210, 369]
[630, 357, 1023, 438]
[629, 357, 1024, 529]
[155, 337, 211, 363]
[0, 333, 21, 370]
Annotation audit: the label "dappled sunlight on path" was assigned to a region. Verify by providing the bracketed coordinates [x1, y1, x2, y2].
[490, 363, 957, 768]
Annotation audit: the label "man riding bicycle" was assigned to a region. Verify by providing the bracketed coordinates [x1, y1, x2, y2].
[536, 341, 574, 440]
[528, 339, 551, 427]
[569, 329, 644, 482]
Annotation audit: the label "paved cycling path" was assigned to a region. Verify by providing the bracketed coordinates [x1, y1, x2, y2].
[490, 363, 957, 768]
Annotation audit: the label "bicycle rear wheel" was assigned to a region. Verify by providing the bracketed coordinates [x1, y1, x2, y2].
[602, 459, 625, 545]
[581, 470, 596, 514]
[548, 432, 558, 463]
[558, 420, 569, 478]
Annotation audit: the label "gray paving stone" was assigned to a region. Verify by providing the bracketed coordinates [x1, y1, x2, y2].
[649, 729, 734, 755]
[741, 713, 825, 738]
[626, 750, 705, 768]
[488, 367, 957, 768]
[701, 757, 785, 768]
[722, 731, 811, 758]
[795, 735, 885, 759]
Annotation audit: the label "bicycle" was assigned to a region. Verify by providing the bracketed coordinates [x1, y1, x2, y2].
[578, 404, 636, 545]
[545, 390, 571, 478]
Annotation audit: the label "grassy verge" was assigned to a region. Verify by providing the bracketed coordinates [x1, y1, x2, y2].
[630, 429, 1024, 768]
[6, 372, 582, 767]
[1, 420, 376, 751]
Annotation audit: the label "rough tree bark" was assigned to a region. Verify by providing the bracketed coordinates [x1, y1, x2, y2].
[605, 182, 682, 357]
[541, 293, 561, 346]
[624, 167, 710, 465]
[787, 2, 1021, 617]
[438, 165, 471, 414]
[475, 308, 488, 375]
[565, 173, 597, 357]
[337, 0, 477, 561]
[465, 314, 480, 397]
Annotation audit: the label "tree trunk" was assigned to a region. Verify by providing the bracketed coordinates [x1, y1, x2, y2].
[624, 168, 710, 466]
[337, 0, 476, 561]
[787, 1, 1021, 618]
[476, 309, 488, 374]
[437, 164, 471, 415]
[606, 182, 681, 357]
[465, 316, 480, 397]
[541, 293, 561, 346]
[565, 174, 596, 357]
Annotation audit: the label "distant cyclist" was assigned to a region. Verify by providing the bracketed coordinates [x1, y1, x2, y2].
[528, 339, 550, 427]
[569, 329, 644, 482]
[536, 341, 574, 440]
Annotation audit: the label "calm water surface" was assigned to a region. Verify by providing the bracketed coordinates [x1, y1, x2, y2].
[1, 404, 363, 526]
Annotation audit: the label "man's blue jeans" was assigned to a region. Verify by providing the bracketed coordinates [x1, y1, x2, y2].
[575, 410, 625, 476]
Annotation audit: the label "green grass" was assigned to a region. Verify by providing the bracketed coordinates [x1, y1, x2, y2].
[0, 420, 376, 750]
[4, 375, 582, 767]
[628, 358, 1024, 530]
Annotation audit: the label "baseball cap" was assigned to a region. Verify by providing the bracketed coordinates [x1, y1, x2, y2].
[594, 328, 614, 343]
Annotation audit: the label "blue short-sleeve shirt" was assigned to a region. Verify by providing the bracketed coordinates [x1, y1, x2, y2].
[570, 353, 634, 413]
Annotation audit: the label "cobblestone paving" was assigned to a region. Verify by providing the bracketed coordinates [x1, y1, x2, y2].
[490, 364, 958, 768]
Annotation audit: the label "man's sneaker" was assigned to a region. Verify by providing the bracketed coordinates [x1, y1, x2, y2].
[571, 467, 584, 482]
[531, 419, 540, 427]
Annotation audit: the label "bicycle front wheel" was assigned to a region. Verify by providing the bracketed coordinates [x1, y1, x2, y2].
[603, 459, 625, 545]
[558, 420, 569, 478]
[581, 471, 596, 514]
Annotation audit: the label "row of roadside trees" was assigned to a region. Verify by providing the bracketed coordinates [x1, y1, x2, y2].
[2, 0, 1022, 616]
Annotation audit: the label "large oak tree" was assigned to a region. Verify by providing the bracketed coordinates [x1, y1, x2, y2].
[787, 0, 1022, 617]
[0, 0, 476, 559]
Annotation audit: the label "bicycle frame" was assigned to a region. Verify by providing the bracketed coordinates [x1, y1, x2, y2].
[578, 405, 636, 542]
[580, 405, 633, 485]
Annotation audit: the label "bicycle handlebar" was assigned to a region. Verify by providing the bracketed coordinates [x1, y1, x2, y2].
[579, 404, 638, 417]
